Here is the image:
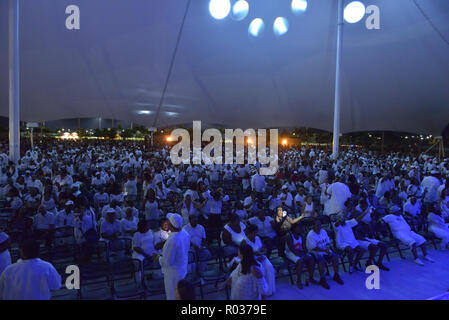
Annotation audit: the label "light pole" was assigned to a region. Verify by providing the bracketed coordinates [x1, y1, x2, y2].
[331, 0, 344, 159]
[9, 0, 20, 163]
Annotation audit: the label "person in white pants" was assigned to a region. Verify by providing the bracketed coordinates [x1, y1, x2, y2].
[427, 205, 449, 250]
[153, 213, 190, 300]
[383, 205, 434, 266]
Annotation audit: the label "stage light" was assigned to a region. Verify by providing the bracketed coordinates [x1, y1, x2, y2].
[249, 18, 264, 37]
[231, 0, 249, 21]
[291, 0, 307, 14]
[209, 0, 231, 20]
[137, 110, 152, 115]
[344, 1, 365, 24]
[282, 139, 288, 146]
[166, 136, 173, 142]
[273, 17, 289, 36]
[247, 138, 253, 144]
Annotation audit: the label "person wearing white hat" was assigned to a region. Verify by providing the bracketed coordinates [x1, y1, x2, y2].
[0, 232, 11, 275]
[383, 205, 434, 266]
[153, 213, 190, 300]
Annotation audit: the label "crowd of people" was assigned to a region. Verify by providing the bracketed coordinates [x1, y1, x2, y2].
[0, 139, 448, 300]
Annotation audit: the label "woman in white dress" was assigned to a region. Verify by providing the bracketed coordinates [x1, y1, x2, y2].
[143, 189, 160, 221]
[244, 224, 276, 296]
[221, 243, 268, 300]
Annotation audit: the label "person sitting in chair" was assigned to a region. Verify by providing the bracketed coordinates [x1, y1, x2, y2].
[284, 223, 317, 289]
[306, 219, 344, 289]
[383, 205, 434, 266]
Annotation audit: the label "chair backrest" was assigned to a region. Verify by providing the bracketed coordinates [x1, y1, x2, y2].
[112, 258, 141, 282]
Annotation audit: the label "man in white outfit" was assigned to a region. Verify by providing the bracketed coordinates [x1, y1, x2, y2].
[383, 206, 434, 266]
[324, 177, 352, 216]
[0, 240, 61, 300]
[153, 213, 191, 300]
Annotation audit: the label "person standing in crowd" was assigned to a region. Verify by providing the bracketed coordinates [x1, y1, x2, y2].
[153, 213, 190, 300]
[324, 177, 352, 216]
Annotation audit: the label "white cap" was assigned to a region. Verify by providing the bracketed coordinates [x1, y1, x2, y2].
[106, 208, 116, 214]
[166, 213, 183, 229]
[282, 185, 288, 190]
[65, 200, 74, 206]
[431, 170, 439, 175]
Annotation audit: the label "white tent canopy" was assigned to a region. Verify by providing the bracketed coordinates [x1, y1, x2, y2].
[1, 0, 449, 134]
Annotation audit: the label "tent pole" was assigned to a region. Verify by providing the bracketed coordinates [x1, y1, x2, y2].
[332, 0, 344, 159]
[9, 0, 20, 163]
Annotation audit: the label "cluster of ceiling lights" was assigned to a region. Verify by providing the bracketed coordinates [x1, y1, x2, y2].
[209, 0, 368, 37]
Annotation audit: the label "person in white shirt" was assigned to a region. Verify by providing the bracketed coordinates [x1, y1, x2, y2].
[251, 172, 266, 194]
[248, 210, 277, 258]
[383, 205, 434, 266]
[132, 220, 155, 262]
[33, 205, 55, 246]
[154, 219, 172, 252]
[183, 215, 210, 273]
[324, 177, 352, 216]
[333, 210, 374, 273]
[422, 171, 441, 208]
[205, 188, 230, 235]
[403, 196, 422, 226]
[306, 219, 344, 289]
[221, 214, 247, 257]
[300, 195, 317, 218]
[120, 208, 138, 239]
[55, 200, 74, 228]
[427, 204, 449, 250]
[243, 191, 260, 216]
[0, 232, 11, 275]
[0, 240, 61, 300]
[132, 220, 158, 282]
[152, 213, 190, 300]
[280, 185, 294, 213]
[100, 209, 122, 243]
